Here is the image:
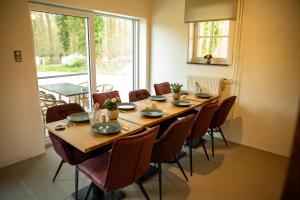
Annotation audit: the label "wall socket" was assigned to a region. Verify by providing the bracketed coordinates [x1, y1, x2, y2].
[14, 50, 22, 62]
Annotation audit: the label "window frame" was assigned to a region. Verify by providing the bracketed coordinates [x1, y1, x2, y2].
[188, 20, 234, 65]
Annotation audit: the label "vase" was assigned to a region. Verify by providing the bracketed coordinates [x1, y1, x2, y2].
[173, 92, 181, 101]
[205, 58, 212, 64]
[107, 109, 119, 120]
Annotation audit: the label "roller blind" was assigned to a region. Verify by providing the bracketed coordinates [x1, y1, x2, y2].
[185, 0, 237, 23]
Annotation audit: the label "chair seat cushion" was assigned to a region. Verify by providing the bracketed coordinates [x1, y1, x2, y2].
[78, 152, 110, 190]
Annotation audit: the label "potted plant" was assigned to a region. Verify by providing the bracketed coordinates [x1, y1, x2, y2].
[204, 54, 212, 64]
[104, 98, 120, 120]
[171, 83, 183, 100]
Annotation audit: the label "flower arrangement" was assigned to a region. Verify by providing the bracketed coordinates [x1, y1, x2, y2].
[104, 98, 120, 111]
[204, 54, 213, 64]
[171, 83, 183, 93]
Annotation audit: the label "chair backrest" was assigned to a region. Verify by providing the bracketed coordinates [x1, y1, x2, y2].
[129, 89, 150, 102]
[189, 103, 218, 139]
[104, 126, 159, 191]
[154, 82, 171, 95]
[92, 90, 120, 109]
[46, 103, 87, 165]
[210, 96, 237, 128]
[151, 114, 195, 163]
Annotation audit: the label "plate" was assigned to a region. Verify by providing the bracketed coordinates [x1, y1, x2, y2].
[140, 109, 165, 117]
[92, 122, 122, 135]
[195, 93, 212, 99]
[180, 90, 189, 95]
[148, 95, 167, 101]
[172, 100, 192, 107]
[118, 103, 136, 110]
[67, 112, 89, 122]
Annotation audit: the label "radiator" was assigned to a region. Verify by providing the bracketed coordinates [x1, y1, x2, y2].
[187, 75, 222, 96]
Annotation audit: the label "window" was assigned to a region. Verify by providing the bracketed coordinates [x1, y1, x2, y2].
[188, 20, 233, 65]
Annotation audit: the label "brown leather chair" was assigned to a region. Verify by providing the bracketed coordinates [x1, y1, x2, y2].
[151, 114, 195, 200]
[78, 126, 159, 200]
[154, 82, 171, 95]
[46, 103, 110, 200]
[129, 89, 151, 102]
[209, 96, 237, 157]
[92, 90, 120, 109]
[187, 103, 218, 175]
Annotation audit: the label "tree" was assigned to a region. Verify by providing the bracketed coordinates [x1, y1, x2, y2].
[55, 15, 70, 55]
[46, 14, 54, 62]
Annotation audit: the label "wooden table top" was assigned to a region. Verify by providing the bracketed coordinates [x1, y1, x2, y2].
[117, 94, 207, 127]
[165, 93, 219, 103]
[45, 92, 217, 153]
[45, 119, 143, 153]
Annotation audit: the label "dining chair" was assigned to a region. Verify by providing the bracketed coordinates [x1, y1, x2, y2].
[92, 90, 121, 109]
[97, 84, 114, 93]
[78, 82, 113, 93]
[129, 89, 151, 102]
[151, 114, 195, 200]
[78, 126, 159, 200]
[154, 82, 171, 95]
[209, 96, 237, 157]
[40, 92, 66, 123]
[187, 103, 218, 176]
[46, 103, 110, 200]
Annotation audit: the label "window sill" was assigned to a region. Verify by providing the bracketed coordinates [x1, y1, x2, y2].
[186, 62, 230, 66]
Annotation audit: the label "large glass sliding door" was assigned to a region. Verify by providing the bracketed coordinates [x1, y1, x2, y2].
[30, 4, 137, 137]
[94, 15, 134, 101]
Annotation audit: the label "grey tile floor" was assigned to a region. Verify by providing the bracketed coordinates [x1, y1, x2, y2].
[0, 138, 289, 200]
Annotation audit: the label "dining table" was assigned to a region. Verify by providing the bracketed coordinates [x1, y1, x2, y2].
[45, 92, 218, 200]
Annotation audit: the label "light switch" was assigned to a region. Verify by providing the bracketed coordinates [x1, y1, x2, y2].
[14, 50, 22, 62]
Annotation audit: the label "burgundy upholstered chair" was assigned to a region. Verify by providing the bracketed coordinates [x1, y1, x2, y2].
[154, 82, 171, 95]
[78, 126, 159, 200]
[129, 89, 151, 102]
[187, 103, 218, 176]
[46, 103, 93, 200]
[151, 114, 195, 200]
[209, 96, 237, 157]
[92, 90, 121, 109]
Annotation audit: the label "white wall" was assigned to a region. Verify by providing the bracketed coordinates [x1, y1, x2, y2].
[0, 0, 45, 167]
[150, 0, 300, 156]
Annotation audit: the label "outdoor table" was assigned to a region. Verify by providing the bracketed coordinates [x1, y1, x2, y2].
[39, 82, 88, 106]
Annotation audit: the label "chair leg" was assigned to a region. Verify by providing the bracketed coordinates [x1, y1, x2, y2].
[219, 126, 228, 146]
[158, 163, 162, 200]
[52, 159, 64, 182]
[85, 182, 93, 200]
[210, 129, 215, 157]
[189, 140, 193, 176]
[174, 157, 188, 182]
[201, 140, 210, 161]
[75, 167, 79, 200]
[136, 180, 150, 200]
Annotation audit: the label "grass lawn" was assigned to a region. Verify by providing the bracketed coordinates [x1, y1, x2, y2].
[36, 64, 87, 73]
